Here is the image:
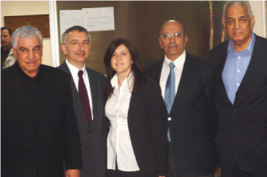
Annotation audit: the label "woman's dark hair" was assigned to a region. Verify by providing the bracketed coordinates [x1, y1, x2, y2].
[104, 38, 145, 100]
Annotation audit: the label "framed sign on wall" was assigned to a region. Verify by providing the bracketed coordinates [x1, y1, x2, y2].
[4, 14, 50, 38]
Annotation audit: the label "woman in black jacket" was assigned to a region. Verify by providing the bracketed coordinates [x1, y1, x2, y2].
[103, 38, 168, 177]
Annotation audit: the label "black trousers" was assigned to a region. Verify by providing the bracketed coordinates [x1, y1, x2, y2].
[167, 144, 214, 177]
[107, 162, 158, 177]
[221, 162, 267, 177]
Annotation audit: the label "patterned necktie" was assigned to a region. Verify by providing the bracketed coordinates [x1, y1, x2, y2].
[78, 70, 92, 126]
[165, 62, 175, 141]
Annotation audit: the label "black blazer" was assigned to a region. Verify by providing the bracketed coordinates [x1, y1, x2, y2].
[1, 63, 82, 177]
[210, 35, 267, 171]
[146, 52, 217, 176]
[106, 77, 168, 176]
[58, 62, 107, 177]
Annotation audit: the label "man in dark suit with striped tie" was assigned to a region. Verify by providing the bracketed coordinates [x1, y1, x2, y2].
[59, 26, 107, 177]
[146, 20, 217, 177]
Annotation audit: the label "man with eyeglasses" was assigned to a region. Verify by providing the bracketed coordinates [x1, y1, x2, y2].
[146, 20, 217, 177]
[59, 26, 107, 177]
[210, 1, 267, 177]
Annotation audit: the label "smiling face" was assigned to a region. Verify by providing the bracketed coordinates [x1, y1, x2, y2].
[61, 30, 90, 69]
[222, 5, 254, 51]
[159, 21, 188, 61]
[12, 35, 43, 77]
[111, 44, 133, 79]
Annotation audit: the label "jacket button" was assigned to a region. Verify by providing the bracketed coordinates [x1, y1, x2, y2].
[168, 117, 172, 121]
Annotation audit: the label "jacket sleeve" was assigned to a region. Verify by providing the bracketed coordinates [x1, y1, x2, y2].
[63, 75, 83, 170]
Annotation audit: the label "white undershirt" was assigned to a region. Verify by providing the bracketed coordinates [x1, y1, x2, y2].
[66, 59, 94, 120]
[105, 73, 140, 171]
[160, 50, 186, 99]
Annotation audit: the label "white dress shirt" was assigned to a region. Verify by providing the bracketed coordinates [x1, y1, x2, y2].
[160, 50, 186, 99]
[2, 49, 16, 69]
[66, 59, 94, 120]
[105, 73, 140, 171]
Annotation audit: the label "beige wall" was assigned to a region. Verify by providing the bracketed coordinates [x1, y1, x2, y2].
[1, 1, 52, 66]
[249, 0, 266, 37]
[1, 1, 266, 67]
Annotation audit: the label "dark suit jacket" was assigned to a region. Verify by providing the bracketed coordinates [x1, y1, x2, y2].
[1, 62, 82, 177]
[106, 77, 168, 176]
[146, 52, 217, 176]
[58, 62, 107, 177]
[210, 35, 267, 171]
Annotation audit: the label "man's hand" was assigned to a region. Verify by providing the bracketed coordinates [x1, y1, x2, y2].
[65, 169, 80, 177]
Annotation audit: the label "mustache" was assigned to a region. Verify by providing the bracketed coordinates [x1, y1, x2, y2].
[168, 43, 178, 48]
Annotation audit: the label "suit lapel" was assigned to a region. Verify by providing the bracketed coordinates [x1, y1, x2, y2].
[215, 42, 233, 105]
[170, 53, 193, 114]
[59, 62, 90, 128]
[153, 59, 164, 83]
[87, 68, 98, 122]
[235, 36, 265, 98]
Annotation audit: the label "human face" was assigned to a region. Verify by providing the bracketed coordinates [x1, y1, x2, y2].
[111, 44, 133, 80]
[61, 30, 90, 69]
[12, 36, 43, 78]
[222, 5, 254, 50]
[159, 21, 188, 61]
[1, 29, 12, 50]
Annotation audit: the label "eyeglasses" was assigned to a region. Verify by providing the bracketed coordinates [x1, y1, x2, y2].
[160, 32, 183, 40]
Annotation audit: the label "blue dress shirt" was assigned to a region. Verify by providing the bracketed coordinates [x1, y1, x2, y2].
[222, 33, 255, 104]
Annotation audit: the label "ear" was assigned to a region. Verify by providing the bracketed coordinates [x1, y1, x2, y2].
[159, 38, 163, 49]
[250, 16, 255, 29]
[222, 19, 226, 30]
[184, 36, 188, 48]
[41, 45, 43, 56]
[12, 47, 17, 58]
[61, 44, 67, 55]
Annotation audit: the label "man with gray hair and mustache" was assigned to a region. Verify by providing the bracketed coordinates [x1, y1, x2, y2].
[210, 1, 267, 177]
[146, 20, 217, 177]
[2, 25, 82, 177]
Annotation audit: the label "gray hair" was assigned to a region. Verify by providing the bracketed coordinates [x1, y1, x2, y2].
[12, 26, 43, 48]
[61, 25, 91, 45]
[222, 1, 253, 20]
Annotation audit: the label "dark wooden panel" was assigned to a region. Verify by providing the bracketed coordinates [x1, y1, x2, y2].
[57, 1, 223, 74]
[4, 15, 50, 38]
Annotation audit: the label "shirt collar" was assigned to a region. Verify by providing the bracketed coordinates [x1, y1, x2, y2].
[110, 72, 134, 92]
[66, 59, 86, 78]
[227, 32, 255, 53]
[164, 49, 186, 66]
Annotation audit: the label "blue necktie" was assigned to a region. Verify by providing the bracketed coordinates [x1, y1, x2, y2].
[165, 62, 175, 141]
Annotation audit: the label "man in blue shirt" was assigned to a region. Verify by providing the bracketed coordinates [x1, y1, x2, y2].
[210, 1, 267, 177]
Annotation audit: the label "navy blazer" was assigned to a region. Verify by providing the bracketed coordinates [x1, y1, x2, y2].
[1, 63, 82, 177]
[146, 52, 217, 176]
[210, 35, 267, 171]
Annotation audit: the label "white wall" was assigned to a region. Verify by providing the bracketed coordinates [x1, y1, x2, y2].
[1, 1, 52, 66]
